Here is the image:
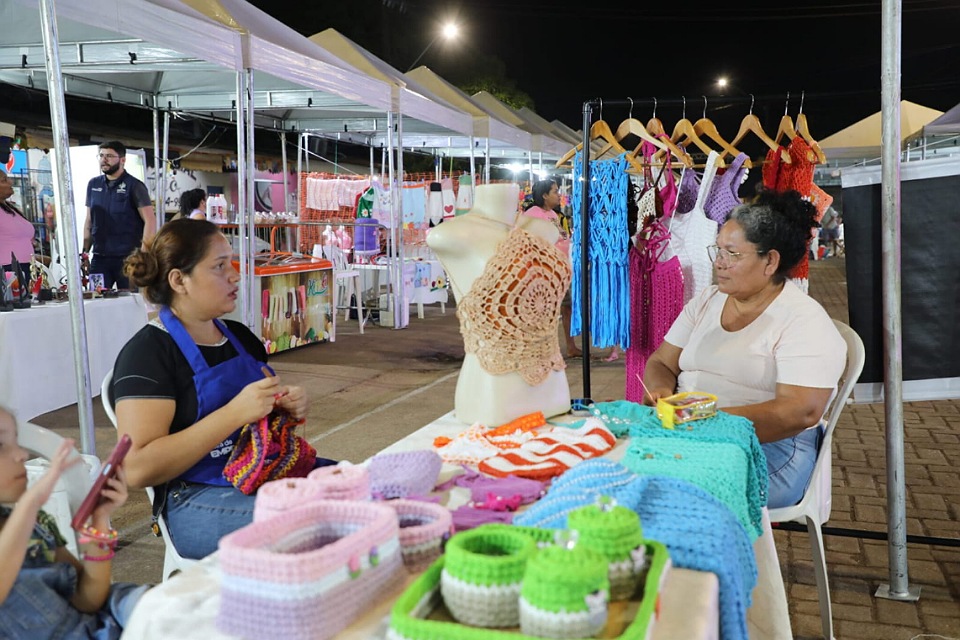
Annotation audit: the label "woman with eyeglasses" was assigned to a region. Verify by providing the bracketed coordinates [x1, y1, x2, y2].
[642, 188, 846, 508]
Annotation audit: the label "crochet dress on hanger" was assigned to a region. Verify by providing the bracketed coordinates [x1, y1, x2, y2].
[570, 151, 631, 349]
[662, 151, 721, 305]
[456, 226, 571, 386]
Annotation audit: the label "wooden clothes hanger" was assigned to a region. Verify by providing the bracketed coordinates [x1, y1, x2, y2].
[795, 92, 827, 164]
[555, 102, 646, 173]
[728, 94, 791, 164]
[693, 96, 750, 167]
[774, 91, 797, 145]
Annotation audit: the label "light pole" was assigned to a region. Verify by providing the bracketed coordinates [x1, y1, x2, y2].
[406, 23, 459, 72]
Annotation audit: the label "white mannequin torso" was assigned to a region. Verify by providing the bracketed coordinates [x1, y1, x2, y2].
[427, 184, 571, 425]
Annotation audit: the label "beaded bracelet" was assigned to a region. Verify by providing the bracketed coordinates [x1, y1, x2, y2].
[81, 549, 116, 562]
[78, 524, 119, 543]
[78, 536, 117, 551]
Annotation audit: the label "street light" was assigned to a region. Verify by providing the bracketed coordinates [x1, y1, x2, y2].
[406, 22, 459, 72]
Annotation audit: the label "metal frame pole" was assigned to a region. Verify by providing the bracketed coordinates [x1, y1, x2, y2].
[396, 112, 406, 328]
[579, 102, 593, 398]
[386, 111, 398, 327]
[280, 131, 289, 213]
[39, 0, 95, 454]
[159, 111, 170, 225]
[152, 106, 161, 205]
[469, 136, 476, 179]
[245, 69, 257, 328]
[876, 0, 919, 603]
[236, 70, 249, 328]
[484, 137, 490, 184]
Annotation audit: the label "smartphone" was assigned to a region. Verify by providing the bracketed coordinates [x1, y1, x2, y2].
[71, 434, 132, 531]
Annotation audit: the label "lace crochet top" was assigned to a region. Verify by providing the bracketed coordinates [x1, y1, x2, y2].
[457, 226, 571, 385]
[703, 152, 749, 225]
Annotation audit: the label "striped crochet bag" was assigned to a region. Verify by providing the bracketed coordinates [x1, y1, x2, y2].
[222, 409, 316, 494]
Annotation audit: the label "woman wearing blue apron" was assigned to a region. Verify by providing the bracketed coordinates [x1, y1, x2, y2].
[111, 219, 331, 560]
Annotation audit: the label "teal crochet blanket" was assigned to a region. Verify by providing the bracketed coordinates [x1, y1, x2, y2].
[515, 459, 757, 640]
[591, 401, 768, 538]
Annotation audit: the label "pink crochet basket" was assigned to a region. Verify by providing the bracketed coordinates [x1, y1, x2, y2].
[388, 499, 454, 572]
[253, 477, 330, 523]
[306, 461, 371, 501]
[217, 500, 404, 640]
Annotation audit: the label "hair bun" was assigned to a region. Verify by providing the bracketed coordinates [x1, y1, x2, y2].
[123, 248, 160, 289]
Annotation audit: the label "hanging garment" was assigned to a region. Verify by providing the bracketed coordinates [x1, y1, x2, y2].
[764, 137, 818, 291]
[456, 226, 571, 386]
[570, 152, 631, 349]
[441, 178, 457, 219]
[662, 151, 720, 304]
[401, 182, 427, 229]
[427, 182, 444, 226]
[455, 174, 474, 215]
[673, 164, 700, 216]
[355, 187, 375, 219]
[704, 152, 750, 225]
[371, 182, 394, 229]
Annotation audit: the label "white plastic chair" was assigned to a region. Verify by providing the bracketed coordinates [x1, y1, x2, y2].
[19, 421, 100, 557]
[101, 369, 196, 581]
[314, 244, 365, 340]
[768, 320, 865, 640]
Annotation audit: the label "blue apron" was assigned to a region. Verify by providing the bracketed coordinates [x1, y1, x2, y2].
[160, 307, 271, 485]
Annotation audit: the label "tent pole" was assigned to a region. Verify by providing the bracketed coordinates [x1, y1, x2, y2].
[160, 111, 170, 225]
[876, 0, 919, 604]
[245, 68, 257, 328]
[369, 145, 374, 181]
[236, 70, 249, 329]
[152, 105, 161, 207]
[469, 136, 476, 179]
[280, 130, 289, 212]
[396, 112, 406, 329]
[39, 0, 94, 454]
[296, 132, 303, 253]
[484, 137, 490, 184]
[579, 101, 593, 398]
[386, 111, 398, 327]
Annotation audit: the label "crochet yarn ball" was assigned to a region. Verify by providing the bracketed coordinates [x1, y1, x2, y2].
[368, 450, 442, 499]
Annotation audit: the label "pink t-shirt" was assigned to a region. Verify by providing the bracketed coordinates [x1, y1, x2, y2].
[522, 206, 571, 256]
[0, 203, 35, 265]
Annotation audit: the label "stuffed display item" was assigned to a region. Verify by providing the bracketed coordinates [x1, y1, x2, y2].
[222, 409, 317, 495]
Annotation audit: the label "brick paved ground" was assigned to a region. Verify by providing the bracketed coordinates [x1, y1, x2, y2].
[783, 257, 960, 639]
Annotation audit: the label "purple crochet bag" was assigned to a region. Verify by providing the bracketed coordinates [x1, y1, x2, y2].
[368, 449, 443, 499]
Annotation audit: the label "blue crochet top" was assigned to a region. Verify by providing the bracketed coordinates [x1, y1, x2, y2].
[571, 151, 631, 349]
[515, 459, 757, 640]
[591, 401, 768, 537]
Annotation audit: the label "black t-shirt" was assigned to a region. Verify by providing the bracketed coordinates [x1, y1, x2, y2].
[112, 319, 267, 435]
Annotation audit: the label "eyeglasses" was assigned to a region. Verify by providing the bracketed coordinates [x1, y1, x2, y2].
[97, 153, 120, 161]
[706, 245, 766, 264]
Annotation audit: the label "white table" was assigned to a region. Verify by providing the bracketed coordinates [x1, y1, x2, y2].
[122, 411, 743, 640]
[0, 296, 148, 420]
[354, 259, 448, 319]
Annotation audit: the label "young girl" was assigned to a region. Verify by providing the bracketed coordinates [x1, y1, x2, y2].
[0, 407, 149, 639]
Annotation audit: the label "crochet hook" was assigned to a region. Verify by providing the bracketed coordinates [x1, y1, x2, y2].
[635, 373, 655, 405]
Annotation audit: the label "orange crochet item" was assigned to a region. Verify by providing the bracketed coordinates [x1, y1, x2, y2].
[487, 412, 546, 437]
[433, 436, 453, 448]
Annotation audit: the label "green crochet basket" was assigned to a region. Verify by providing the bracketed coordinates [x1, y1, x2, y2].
[439, 526, 536, 628]
[568, 504, 645, 601]
[389, 540, 671, 640]
[519, 545, 610, 639]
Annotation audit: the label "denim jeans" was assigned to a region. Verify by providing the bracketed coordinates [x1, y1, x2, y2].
[0, 562, 149, 640]
[762, 425, 823, 509]
[163, 481, 255, 560]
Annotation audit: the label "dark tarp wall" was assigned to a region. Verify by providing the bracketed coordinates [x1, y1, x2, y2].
[842, 161, 960, 385]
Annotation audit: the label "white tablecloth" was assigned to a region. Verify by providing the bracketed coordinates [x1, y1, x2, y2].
[0, 296, 148, 420]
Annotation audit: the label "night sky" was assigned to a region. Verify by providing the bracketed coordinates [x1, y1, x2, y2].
[251, 0, 960, 141]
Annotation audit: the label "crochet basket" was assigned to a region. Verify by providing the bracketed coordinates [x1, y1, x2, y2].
[368, 450, 443, 499]
[519, 545, 610, 639]
[568, 504, 646, 601]
[306, 461, 371, 501]
[388, 540, 672, 640]
[253, 477, 329, 523]
[217, 500, 403, 640]
[439, 525, 536, 628]
[389, 499, 454, 572]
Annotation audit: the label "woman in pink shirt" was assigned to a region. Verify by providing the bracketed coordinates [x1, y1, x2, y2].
[523, 179, 580, 358]
[0, 168, 35, 287]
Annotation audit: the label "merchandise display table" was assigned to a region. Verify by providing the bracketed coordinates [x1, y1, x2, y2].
[0, 295, 148, 420]
[123, 410, 793, 640]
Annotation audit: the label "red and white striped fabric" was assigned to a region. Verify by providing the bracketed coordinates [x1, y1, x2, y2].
[478, 419, 616, 480]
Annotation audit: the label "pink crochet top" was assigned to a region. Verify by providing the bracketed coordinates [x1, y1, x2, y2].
[523, 206, 571, 255]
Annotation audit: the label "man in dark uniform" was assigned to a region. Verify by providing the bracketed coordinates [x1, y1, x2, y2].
[83, 140, 156, 289]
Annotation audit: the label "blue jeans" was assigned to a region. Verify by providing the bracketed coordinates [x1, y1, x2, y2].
[762, 425, 823, 509]
[163, 482, 255, 560]
[0, 562, 149, 640]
